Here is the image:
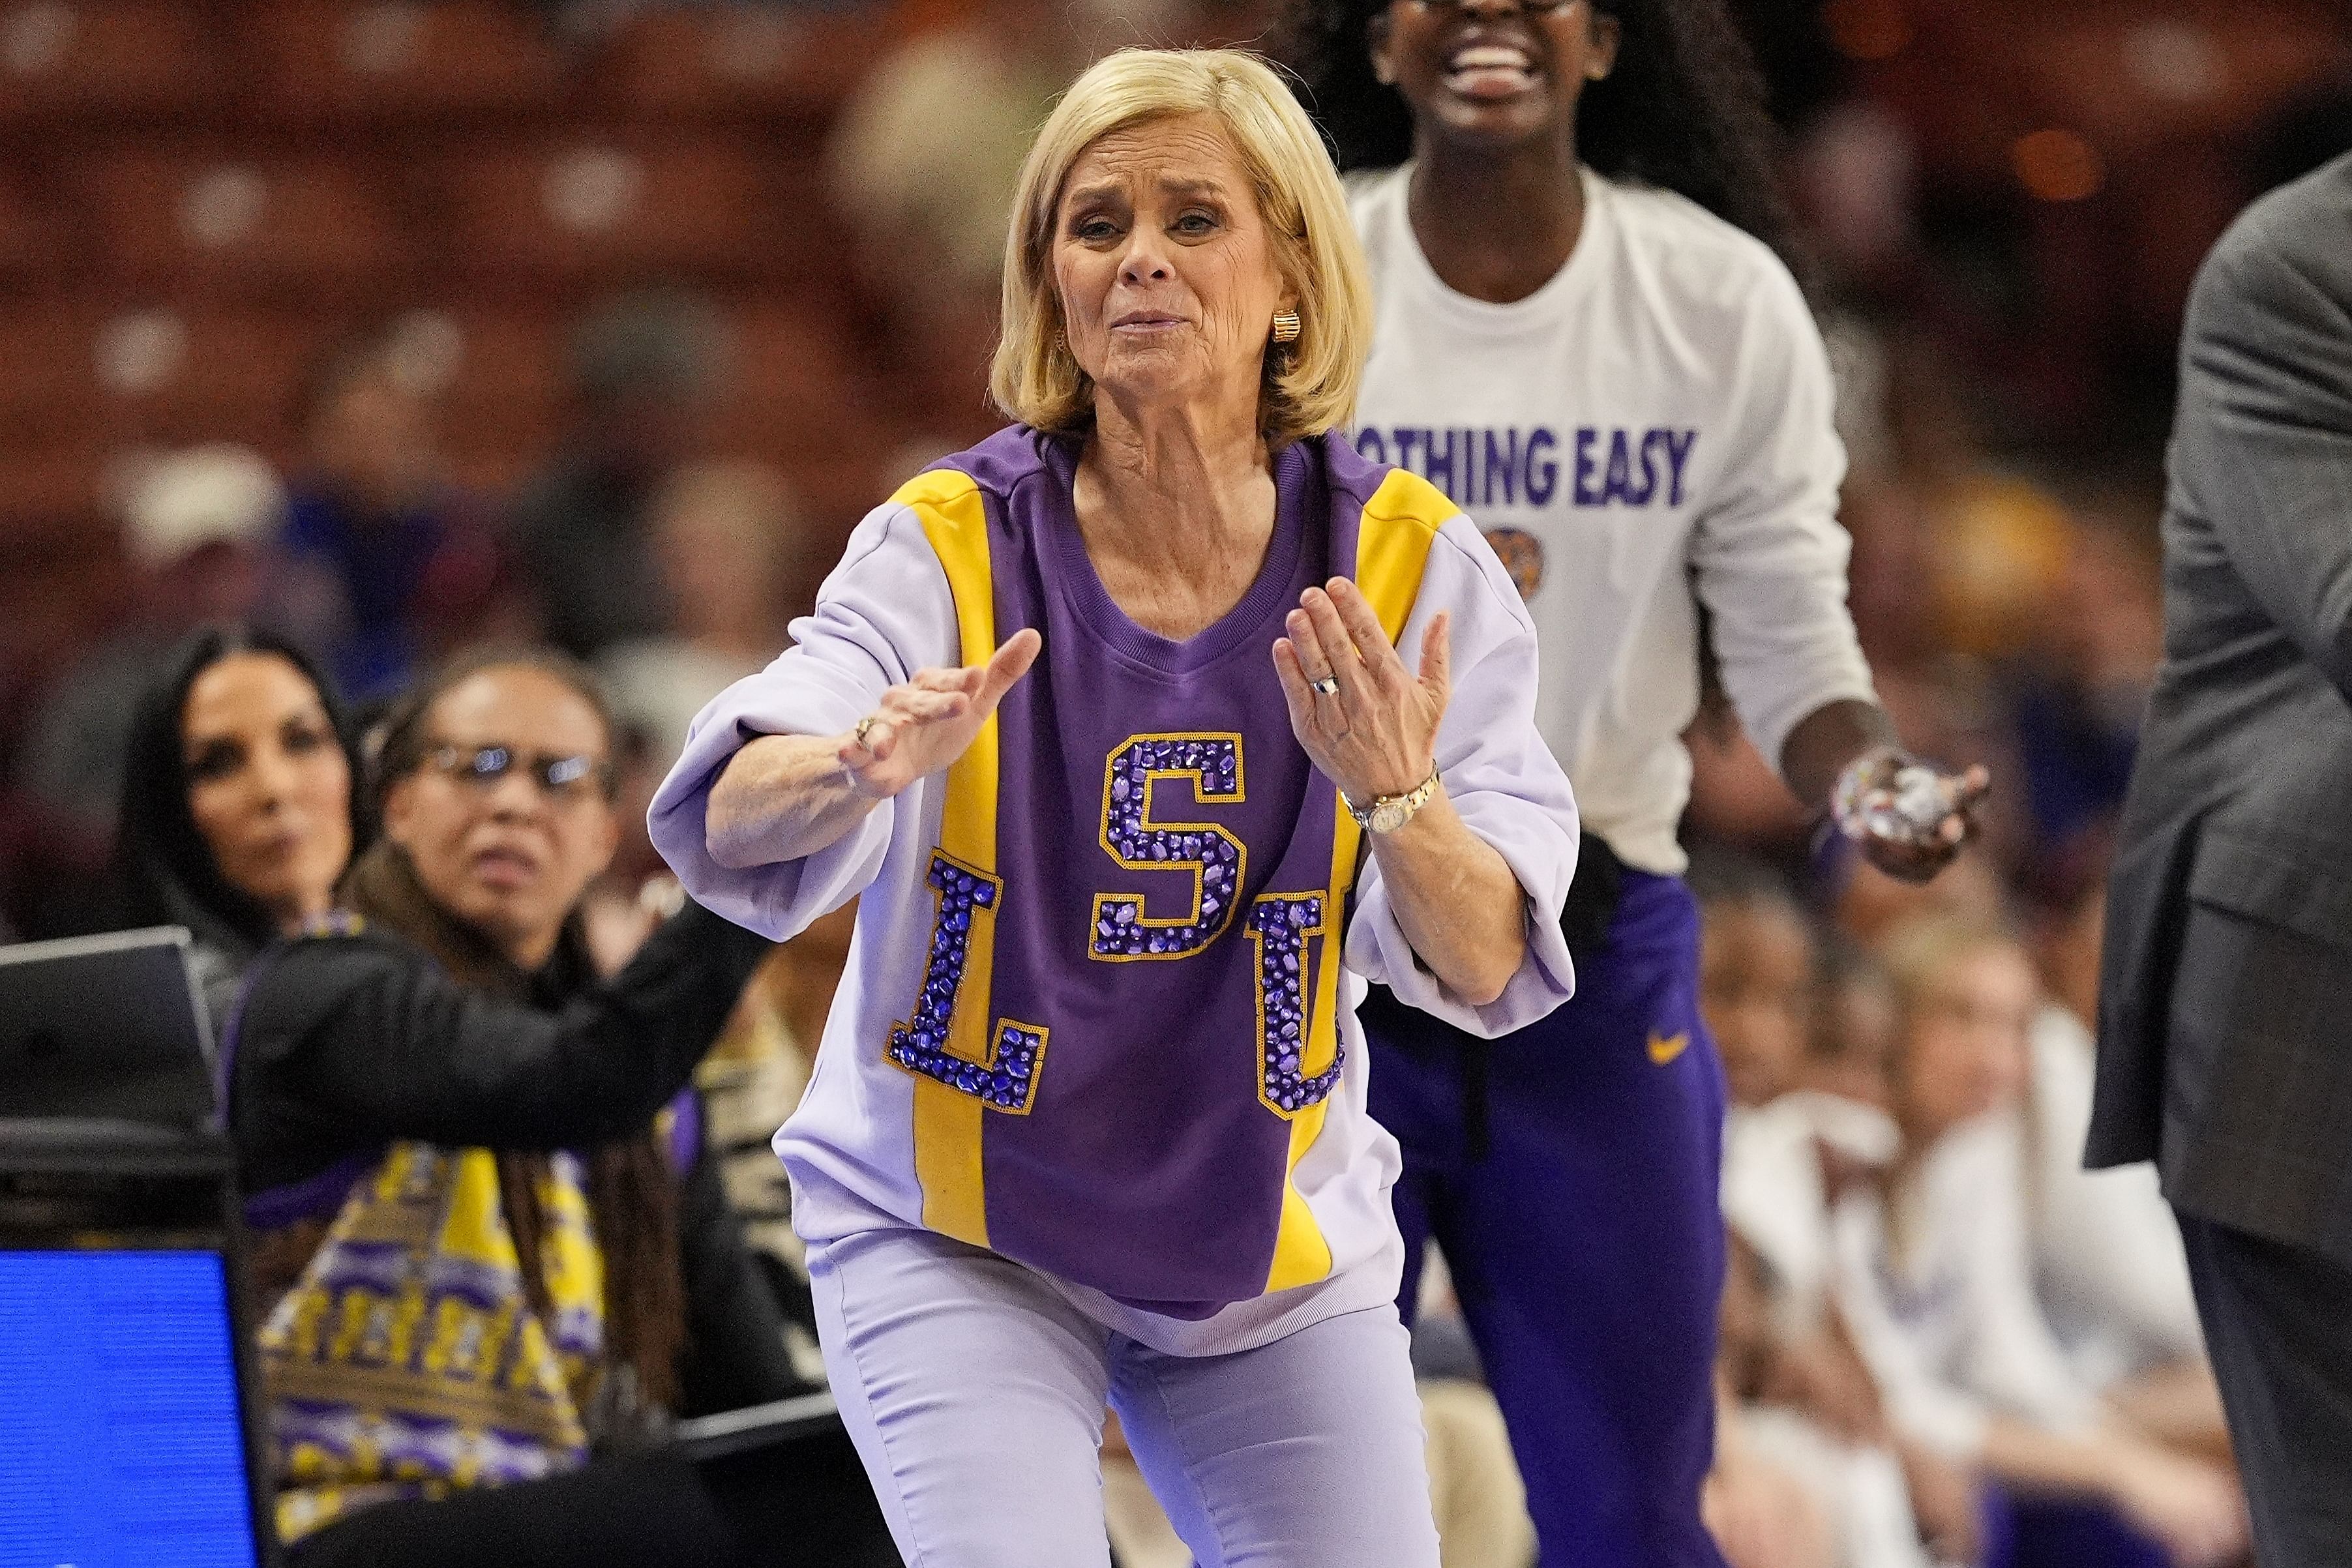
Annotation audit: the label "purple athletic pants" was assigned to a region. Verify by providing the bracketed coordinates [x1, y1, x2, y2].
[1365, 870, 1731, 1568]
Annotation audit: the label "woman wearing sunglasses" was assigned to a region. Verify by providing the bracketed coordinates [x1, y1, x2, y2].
[1274, 3, 1989, 1565]
[117, 635, 895, 1568]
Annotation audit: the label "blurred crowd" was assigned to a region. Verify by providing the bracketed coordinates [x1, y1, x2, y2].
[3, 0, 2347, 945]
[4, 0, 2351, 1565]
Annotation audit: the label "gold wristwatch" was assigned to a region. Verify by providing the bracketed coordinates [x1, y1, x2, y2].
[1341, 767, 1441, 835]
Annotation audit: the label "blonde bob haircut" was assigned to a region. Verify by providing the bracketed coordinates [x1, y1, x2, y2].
[989, 48, 1374, 448]
[1876, 911, 2031, 1048]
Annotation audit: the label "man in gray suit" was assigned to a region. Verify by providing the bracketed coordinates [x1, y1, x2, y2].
[2093, 150, 2352, 1566]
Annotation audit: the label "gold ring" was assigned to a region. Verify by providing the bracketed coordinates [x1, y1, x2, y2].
[854, 715, 878, 748]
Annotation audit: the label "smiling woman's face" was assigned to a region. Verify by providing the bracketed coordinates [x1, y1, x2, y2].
[1051, 111, 1292, 423]
[1372, 0, 1618, 156]
[380, 666, 619, 971]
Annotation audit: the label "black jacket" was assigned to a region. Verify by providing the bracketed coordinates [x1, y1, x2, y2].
[223, 902, 806, 1413]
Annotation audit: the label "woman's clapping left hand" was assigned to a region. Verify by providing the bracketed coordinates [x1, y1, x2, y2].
[1272, 578, 1449, 806]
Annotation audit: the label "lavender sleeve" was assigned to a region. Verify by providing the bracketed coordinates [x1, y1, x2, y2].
[1343, 514, 1580, 1036]
[647, 503, 957, 939]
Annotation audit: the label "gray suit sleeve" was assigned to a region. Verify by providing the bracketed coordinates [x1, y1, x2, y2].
[2178, 213, 2352, 694]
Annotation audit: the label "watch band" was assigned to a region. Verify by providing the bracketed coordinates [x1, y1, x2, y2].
[1341, 767, 1442, 833]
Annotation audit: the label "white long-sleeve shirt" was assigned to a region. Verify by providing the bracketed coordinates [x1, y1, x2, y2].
[1348, 164, 1877, 873]
[2023, 1008, 2205, 1383]
[1832, 1119, 2102, 1460]
[1723, 1090, 1903, 1337]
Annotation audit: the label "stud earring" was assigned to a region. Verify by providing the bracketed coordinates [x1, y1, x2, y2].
[1272, 310, 1302, 345]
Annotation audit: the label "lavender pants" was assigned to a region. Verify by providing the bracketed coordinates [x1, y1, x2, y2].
[807, 1224, 1443, 1568]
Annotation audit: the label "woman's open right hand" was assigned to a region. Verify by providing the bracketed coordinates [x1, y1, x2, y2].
[840, 629, 1041, 799]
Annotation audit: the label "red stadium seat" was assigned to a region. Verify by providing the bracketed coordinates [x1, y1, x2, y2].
[0, 1, 226, 123]
[409, 305, 568, 458]
[0, 171, 73, 283]
[2025, 7, 2350, 152]
[1863, 0, 2352, 186]
[769, 436, 895, 543]
[79, 305, 327, 451]
[726, 299, 878, 443]
[359, 306, 561, 496]
[0, 445, 106, 534]
[427, 139, 787, 285]
[718, 298, 912, 535]
[596, 7, 890, 123]
[236, 1, 565, 123]
[0, 308, 102, 450]
[76, 153, 417, 296]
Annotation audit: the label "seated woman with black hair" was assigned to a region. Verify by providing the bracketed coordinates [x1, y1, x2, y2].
[117, 629, 363, 999]
[117, 629, 897, 1568]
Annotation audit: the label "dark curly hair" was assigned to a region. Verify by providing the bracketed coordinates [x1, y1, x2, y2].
[1271, 0, 1810, 283]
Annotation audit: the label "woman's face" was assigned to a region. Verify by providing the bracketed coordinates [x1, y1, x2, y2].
[380, 667, 619, 971]
[1371, 0, 1619, 156]
[1700, 900, 1815, 1110]
[1052, 112, 1291, 423]
[1896, 943, 2037, 1141]
[181, 651, 353, 933]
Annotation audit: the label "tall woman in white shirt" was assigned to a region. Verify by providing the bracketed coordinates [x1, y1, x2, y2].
[1277, 4, 1984, 1563]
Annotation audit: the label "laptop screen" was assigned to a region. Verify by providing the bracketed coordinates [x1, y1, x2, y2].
[0, 1250, 263, 1567]
[0, 928, 216, 1128]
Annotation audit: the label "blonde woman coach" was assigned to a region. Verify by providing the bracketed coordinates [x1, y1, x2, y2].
[650, 46, 1580, 1568]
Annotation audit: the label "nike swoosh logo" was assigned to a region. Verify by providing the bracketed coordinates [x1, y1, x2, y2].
[1647, 1031, 1690, 1065]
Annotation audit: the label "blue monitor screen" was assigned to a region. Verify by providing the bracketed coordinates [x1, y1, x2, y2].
[0, 1250, 261, 1568]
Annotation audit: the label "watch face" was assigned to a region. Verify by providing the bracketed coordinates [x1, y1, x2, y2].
[1369, 798, 1410, 835]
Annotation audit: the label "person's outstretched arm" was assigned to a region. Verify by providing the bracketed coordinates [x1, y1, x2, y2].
[704, 631, 1039, 870]
[1686, 258, 1983, 880]
[243, 902, 770, 1155]
[651, 499, 1001, 943]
